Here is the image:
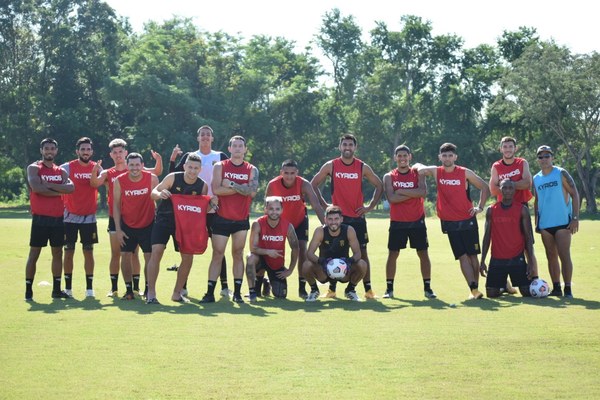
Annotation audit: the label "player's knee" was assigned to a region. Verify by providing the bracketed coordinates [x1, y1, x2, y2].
[271, 280, 287, 298]
[486, 288, 501, 298]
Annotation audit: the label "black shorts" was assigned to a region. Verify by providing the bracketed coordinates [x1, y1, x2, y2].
[540, 224, 570, 236]
[64, 222, 98, 246]
[207, 213, 217, 237]
[151, 214, 178, 251]
[121, 221, 153, 253]
[107, 216, 116, 233]
[256, 257, 288, 298]
[446, 229, 481, 259]
[211, 215, 249, 237]
[294, 213, 309, 241]
[486, 255, 530, 289]
[387, 220, 429, 251]
[29, 215, 64, 248]
[343, 216, 368, 248]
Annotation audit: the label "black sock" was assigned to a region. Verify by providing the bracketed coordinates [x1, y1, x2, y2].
[346, 282, 356, 293]
[86, 275, 93, 290]
[26, 280, 33, 297]
[249, 287, 257, 295]
[310, 283, 319, 292]
[110, 274, 119, 291]
[64, 273, 72, 290]
[132, 274, 140, 291]
[564, 284, 572, 295]
[329, 281, 337, 292]
[469, 282, 478, 290]
[207, 280, 217, 296]
[363, 281, 372, 292]
[53, 276, 61, 292]
[220, 258, 228, 287]
[125, 281, 133, 294]
[255, 276, 264, 294]
[234, 279, 243, 296]
[553, 282, 561, 291]
[386, 279, 394, 292]
[424, 279, 431, 291]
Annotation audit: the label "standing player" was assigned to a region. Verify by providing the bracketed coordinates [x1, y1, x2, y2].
[489, 136, 533, 294]
[302, 206, 367, 302]
[311, 133, 383, 299]
[168, 125, 230, 296]
[146, 153, 214, 304]
[112, 153, 159, 300]
[266, 159, 325, 298]
[25, 138, 74, 301]
[200, 135, 258, 304]
[382, 145, 436, 299]
[480, 179, 538, 297]
[61, 137, 99, 298]
[90, 139, 162, 297]
[245, 196, 299, 302]
[415, 142, 490, 299]
[533, 145, 580, 298]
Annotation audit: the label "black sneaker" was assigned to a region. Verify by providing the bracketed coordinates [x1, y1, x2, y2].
[121, 292, 135, 300]
[549, 288, 563, 297]
[25, 289, 33, 301]
[51, 290, 71, 299]
[299, 289, 308, 299]
[424, 289, 437, 299]
[262, 280, 271, 297]
[199, 293, 215, 303]
[232, 293, 244, 303]
[564, 286, 573, 298]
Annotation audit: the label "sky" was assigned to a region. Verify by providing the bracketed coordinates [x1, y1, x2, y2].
[104, 0, 599, 55]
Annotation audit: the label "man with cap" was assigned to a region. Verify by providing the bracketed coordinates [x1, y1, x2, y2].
[532, 145, 580, 298]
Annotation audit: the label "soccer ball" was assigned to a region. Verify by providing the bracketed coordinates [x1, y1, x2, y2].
[326, 258, 349, 280]
[530, 279, 550, 298]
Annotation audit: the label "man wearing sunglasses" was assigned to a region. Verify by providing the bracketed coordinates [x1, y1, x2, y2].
[533, 145, 580, 298]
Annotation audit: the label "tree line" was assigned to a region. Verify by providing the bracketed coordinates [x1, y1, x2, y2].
[1, 1, 598, 212]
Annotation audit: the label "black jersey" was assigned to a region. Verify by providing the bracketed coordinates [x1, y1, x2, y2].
[319, 224, 350, 259]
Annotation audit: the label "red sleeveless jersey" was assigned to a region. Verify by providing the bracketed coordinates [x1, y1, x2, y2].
[170, 194, 210, 254]
[30, 162, 65, 217]
[389, 168, 425, 222]
[106, 167, 126, 217]
[63, 160, 98, 215]
[436, 166, 472, 221]
[257, 215, 289, 270]
[267, 176, 305, 228]
[490, 201, 525, 259]
[218, 160, 253, 220]
[117, 171, 155, 228]
[492, 158, 533, 203]
[331, 158, 363, 218]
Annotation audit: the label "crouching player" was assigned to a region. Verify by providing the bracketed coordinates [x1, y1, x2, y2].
[302, 206, 367, 302]
[246, 196, 299, 302]
[480, 179, 538, 297]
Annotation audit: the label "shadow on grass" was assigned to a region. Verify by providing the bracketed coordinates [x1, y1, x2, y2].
[459, 294, 600, 310]
[26, 296, 109, 313]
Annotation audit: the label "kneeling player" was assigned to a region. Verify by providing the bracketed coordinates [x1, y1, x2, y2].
[246, 196, 299, 302]
[302, 206, 367, 302]
[480, 179, 538, 297]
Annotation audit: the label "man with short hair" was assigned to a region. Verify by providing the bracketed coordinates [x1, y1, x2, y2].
[200, 135, 258, 304]
[302, 206, 367, 302]
[91, 139, 162, 297]
[311, 133, 383, 299]
[61, 137, 99, 298]
[112, 153, 159, 300]
[145, 153, 214, 304]
[480, 179, 539, 298]
[245, 196, 299, 302]
[25, 138, 74, 301]
[416, 142, 490, 299]
[169, 125, 231, 296]
[533, 145, 580, 298]
[266, 159, 325, 298]
[382, 145, 436, 299]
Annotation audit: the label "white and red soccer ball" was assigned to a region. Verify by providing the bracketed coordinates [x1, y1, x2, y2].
[326, 258, 348, 280]
[529, 279, 550, 298]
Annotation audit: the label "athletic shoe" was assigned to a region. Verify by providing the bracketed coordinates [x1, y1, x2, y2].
[469, 289, 484, 299]
[248, 293, 258, 303]
[146, 297, 160, 305]
[121, 292, 135, 300]
[85, 289, 95, 298]
[52, 290, 71, 299]
[64, 289, 73, 297]
[299, 289, 308, 299]
[232, 293, 244, 303]
[549, 288, 563, 297]
[364, 289, 378, 300]
[321, 289, 336, 298]
[424, 289, 437, 299]
[382, 290, 394, 299]
[199, 293, 215, 303]
[305, 290, 320, 302]
[180, 289, 188, 297]
[138, 290, 146, 298]
[345, 290, 361, 301]
[107, 290, 118, 298]
[25, 289, 33, 302]
[262, 280, 271, 297]
[220, 288, 232, 297]
[564, 286, 573, 298]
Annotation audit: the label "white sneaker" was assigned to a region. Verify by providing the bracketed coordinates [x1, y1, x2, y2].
[85, 289, 95, 297]
[382, 290, 394, 299]
[220, 288, 232, 297]
[345, 290, 361, 301]
[424, 289, 437, 299]
[305, 290, 320, 302]
[107, 290, 118, 298]
[64, 289, 73, 297]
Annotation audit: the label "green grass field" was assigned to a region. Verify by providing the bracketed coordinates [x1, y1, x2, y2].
[1, 212, 599, 399]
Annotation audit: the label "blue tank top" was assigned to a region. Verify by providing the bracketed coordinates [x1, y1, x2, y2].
[533, 166, 572, 229]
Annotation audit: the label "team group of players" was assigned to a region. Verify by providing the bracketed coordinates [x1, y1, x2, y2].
[24, 127, 580, 303]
